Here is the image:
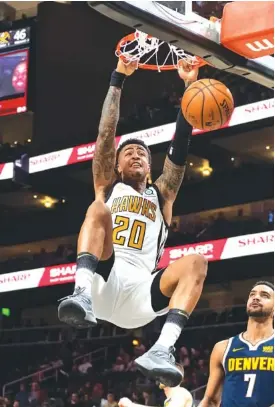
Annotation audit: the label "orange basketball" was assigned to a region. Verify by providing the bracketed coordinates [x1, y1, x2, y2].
[181, 79, 234, 131]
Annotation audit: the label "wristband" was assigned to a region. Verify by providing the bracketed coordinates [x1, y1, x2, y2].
[167, 104, 192, 166]
[110, 70, 126, 89]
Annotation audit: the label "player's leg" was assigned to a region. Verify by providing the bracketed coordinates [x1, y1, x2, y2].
[58, 199, 114, 327]
[157, 253, 208, 345]
[135, 254, 207, 387]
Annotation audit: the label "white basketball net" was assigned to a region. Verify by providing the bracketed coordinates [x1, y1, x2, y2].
[116, 30, 200, 71]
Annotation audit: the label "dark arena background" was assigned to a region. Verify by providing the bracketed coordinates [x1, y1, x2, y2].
[0, 1, 273, 407]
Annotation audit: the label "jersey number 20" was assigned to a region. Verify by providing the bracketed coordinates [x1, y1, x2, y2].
[113, 215, 146, 250]
[244, 374, 256, 397]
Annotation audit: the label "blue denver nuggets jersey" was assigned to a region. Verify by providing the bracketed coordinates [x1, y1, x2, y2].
[222, 333, 274, 407]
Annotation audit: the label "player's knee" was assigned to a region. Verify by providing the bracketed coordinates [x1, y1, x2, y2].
[86, 200, 111, 223]
[182, 254, 208, 281]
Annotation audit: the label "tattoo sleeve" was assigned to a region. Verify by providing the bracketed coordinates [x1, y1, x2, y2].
[155, 157, 186, 202]
[92, 86, 121, 190]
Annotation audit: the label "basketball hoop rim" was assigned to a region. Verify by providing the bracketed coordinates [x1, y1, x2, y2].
[116, 32, 208, 71]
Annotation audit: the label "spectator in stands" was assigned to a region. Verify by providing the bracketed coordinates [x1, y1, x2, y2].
[55, 245, 67, 264]
[179, 346, 188, 359]
[126, 357, 137, 372]
[82, 394, 93, 407]
[112, 357, 125, 372]
[15, 383, 29, 407]
[102, 394, 118, 407]
[82, 383, 93, 399]
[197, 359, 208, 383]
[29, 382, 46, 407]
[78, 358, 93, 375]
[142, 391, 156, 406]
[0, 399, 9, 407]
[90, 384, 105, 407]
[67, 394, 80, 407]
[133, 344, 146, 358]
[130, 393, 141, 405]
[182, 355, 191, 368]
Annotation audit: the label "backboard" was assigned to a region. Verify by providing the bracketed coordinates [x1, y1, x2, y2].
[88, 1, 273, 89]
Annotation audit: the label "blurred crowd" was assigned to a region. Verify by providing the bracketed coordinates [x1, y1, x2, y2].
[1, 315, 248, 407]
[1, 304, 248, 344]
[1, 343, 206, 407]
[167, 209, 273, 246]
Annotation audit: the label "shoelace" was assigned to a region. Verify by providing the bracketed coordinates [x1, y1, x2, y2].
[168, 346, 176, 363]
[58, 287, 91, 305]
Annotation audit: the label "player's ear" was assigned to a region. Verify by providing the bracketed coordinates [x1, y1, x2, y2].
[146, 172, 152, 185]
[115, 160, 122, 179]
[116, 159, 123, 175]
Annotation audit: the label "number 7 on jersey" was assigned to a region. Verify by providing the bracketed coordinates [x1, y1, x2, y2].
[244, 374, 256, 397]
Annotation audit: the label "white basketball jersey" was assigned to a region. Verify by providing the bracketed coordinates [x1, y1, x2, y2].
[105, 181, 168, 273]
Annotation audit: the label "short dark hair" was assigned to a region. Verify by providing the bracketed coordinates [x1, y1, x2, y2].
[116, 138, 152, 168]
[252, 281, 274, 291]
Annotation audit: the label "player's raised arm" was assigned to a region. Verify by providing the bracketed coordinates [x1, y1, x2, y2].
[154, 61, 198, 219]
[198, 340, 228, 407]
[92, 58, 137, 197]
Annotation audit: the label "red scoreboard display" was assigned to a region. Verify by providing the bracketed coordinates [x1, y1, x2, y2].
[0, 27, 31, 117]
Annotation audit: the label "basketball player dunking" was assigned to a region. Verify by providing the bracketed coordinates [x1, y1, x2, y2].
[58, 58, 208, 387]
[119, 365, 193, 407]
[199, 281, 274, 407]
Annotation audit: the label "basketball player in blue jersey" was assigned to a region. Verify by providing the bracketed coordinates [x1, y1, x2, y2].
[58, 58, 208, 387]
[199, 281, 274, 407]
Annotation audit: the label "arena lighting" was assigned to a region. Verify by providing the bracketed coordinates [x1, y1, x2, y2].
[201, 167, 213, 177]
[266, 145, 271, 150]
[189, 162, 193, 166]
[231, 157, 235, 161]
[40, 196, 57, 208]
[44, 201, 53, 208]
[1, 308, 10, 317]
[27, 139, 31, 143]
[33, 195, 38, 199]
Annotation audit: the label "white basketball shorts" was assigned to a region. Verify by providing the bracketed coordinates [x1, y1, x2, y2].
[90, 254, 169, 329]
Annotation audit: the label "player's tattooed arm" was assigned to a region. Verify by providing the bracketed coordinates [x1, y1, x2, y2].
[92, 85, 120, 193]
[155, 60, 198, 204]
[155, 158, 186, 203]
[93, 59, 138, 196]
